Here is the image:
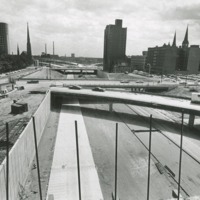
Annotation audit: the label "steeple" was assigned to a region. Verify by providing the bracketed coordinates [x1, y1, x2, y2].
[182, 26, 189, 48]
[17, 44, 20, 56]
[27, 23, 32, 60]
[172, 31, 176, 47]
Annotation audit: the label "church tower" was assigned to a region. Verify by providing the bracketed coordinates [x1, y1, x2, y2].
[27, 23, 32, 60]
[182, 26, 189, 48]
[172, 31, 176, 47]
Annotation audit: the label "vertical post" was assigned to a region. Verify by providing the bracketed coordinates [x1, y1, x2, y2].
[147, 114, 152, 200]
[115, 123, 118, 200]
[32, 116, 43, 200]
[178, 112, 184, 200]
[75, 121, 81, 200]
[6, 122, 9, 200]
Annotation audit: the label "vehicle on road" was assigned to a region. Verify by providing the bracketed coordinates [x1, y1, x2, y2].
[17, 86, 25, 90]
[92, 87, 105, 92]
[68, 85, 82, 90]
[50, 84, 56, 87]
[120, 80, 130, 83]
[27, 80, 39, 84]
[136, 80, 144, 83]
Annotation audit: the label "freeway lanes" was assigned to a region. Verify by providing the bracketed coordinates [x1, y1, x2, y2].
[79, 102, 200, 199]
[80, 102, 174, 200]
[113, 104, 200, 196]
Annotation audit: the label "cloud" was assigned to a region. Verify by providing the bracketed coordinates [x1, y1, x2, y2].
[162, 4, 200, 20]
[1, 0, 200, 57]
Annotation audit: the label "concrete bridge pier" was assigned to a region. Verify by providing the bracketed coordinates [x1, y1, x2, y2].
[109, 103, 113, 112]
[189, 114, 195, 128]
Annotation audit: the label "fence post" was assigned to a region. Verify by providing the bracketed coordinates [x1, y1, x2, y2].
[147, 115, 152, 200]
[32, 116, 43, 200]
[6, 122, 9, 200]
[178, 112, 184, 200]
[115, 123, 118, 200]
[75, 121, 82, 200]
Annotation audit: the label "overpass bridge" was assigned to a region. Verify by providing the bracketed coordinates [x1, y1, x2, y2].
[51, 66, 98, 75]
[60, 81, 177, 92]
[50, 87, 200, 127]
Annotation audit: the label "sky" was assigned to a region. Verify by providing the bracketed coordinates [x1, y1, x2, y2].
[1, 0, 200, 57]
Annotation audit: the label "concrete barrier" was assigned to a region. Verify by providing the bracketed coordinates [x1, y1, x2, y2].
[0, 90, 51, 200]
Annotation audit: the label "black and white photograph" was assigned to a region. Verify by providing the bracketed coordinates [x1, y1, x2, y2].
[0, 0, 200, 199]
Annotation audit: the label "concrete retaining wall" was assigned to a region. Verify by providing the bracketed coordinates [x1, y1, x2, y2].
[0, 90, 51, 200]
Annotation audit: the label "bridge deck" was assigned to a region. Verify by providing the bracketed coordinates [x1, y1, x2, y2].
[46, 99, 103, 200]
[50, 88, 200, 115]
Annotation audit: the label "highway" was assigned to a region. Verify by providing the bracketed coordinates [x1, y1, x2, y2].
[79, 102, 200, 199]
[50, 86, 200, 199]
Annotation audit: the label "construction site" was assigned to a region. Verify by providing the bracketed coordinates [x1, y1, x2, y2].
[0, 65, 200, 200]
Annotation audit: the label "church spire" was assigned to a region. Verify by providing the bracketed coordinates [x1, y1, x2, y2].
[172, 31, 176, 47]
[182, 26, 189, 48]
[27, 23, 32, 60]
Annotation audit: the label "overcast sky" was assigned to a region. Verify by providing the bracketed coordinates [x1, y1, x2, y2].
[1, 0, 200, 57]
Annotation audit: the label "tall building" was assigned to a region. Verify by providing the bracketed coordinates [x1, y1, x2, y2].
[103, 19, 127, 72]
[27, 23, 32, 60]
[145, 27, 200, 75]
[0, 22, 9, 56]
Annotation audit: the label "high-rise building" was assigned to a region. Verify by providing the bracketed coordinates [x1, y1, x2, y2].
[145, 27, 200, 75]
[103, 19, 127, 72]
[0, 22, 9, 56]
[27, 23, 32, 60]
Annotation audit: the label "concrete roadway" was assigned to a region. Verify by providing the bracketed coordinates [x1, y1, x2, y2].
[113, 104, 200, 196]
[46, 99, 103, 200]
[79, 102, 200, 199]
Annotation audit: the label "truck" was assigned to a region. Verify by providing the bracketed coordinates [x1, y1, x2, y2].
[191, 92, 200, 104]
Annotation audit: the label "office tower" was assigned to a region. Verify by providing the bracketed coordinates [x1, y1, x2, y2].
[0, 22, 9, 56]
[27, 23, 32, 59]
[103, 19, 127, 72]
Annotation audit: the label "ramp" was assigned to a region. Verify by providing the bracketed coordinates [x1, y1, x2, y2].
[46, 99, 103, 200]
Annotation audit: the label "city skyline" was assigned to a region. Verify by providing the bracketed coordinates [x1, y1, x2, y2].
[1, 0, 200, 57]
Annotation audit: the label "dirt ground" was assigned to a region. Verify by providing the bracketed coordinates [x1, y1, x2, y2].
[23, 107, 60, 200]
[1, 67, 200, 199]
[0, 70, 51, 163]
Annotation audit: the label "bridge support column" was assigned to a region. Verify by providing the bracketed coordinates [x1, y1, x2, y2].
[131, 88, 133, 92]
[109, 103, 113, 112]
[189, 114, 195, 128]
